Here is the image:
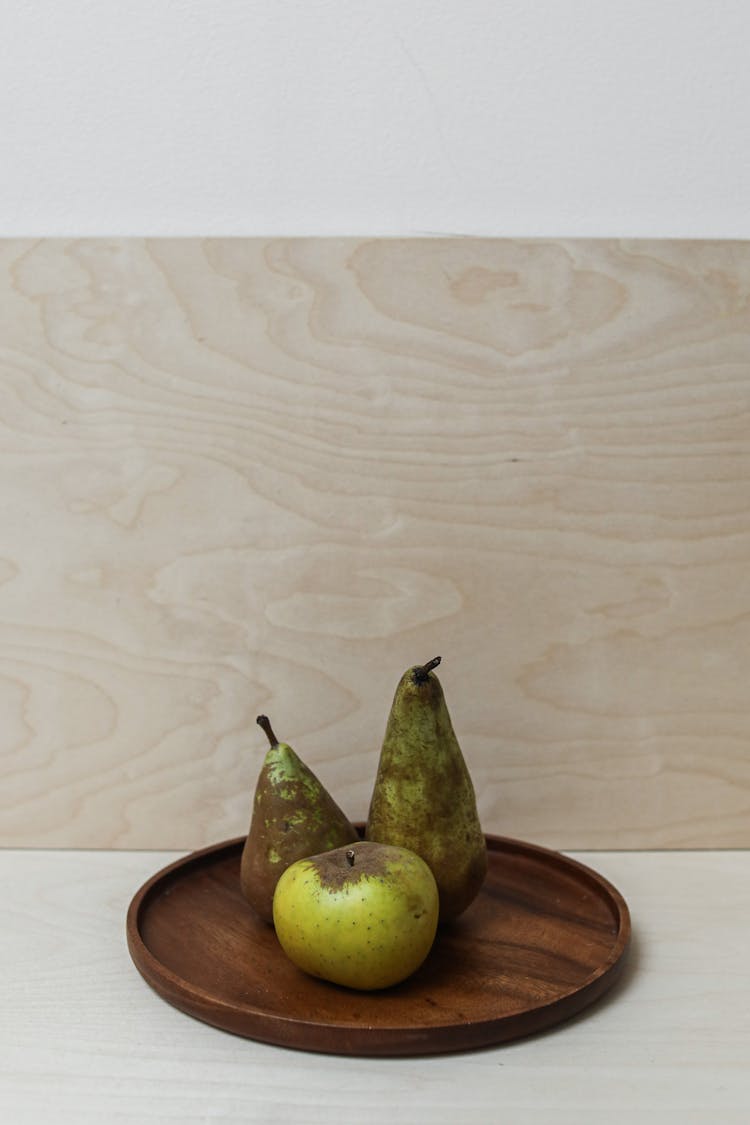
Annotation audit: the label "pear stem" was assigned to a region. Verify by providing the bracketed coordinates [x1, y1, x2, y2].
[413, 656, 441, 684]
[256, 714, 279, 749]
[346, 849, 356, 867]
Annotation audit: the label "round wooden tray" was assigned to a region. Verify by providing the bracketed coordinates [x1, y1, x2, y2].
[126, 833, 630, 1056]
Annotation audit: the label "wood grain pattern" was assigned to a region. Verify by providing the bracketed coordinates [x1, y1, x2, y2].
[1, 238, 749, 848]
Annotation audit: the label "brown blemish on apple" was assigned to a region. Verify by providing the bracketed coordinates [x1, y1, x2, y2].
[311, 842, 398, 892]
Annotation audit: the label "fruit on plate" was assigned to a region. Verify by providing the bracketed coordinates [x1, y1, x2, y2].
[365, 656, 487, 921]
[272, 840, 439, 990]
[240, 715, 358, 923]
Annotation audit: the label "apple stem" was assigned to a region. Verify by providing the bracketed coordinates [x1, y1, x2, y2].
[256, 714, 279, 749]
[413, 656, 441, 683]
[346, 849, 356, 867]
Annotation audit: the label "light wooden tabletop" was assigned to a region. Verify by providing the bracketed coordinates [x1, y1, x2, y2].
[1, 848, 747, 1124]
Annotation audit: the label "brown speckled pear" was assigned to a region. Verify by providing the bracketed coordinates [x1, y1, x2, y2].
[240, 715, 358, 924]
[365, 657, 488, 922]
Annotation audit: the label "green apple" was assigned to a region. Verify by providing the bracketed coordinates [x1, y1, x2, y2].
[272, 840, 439, 990]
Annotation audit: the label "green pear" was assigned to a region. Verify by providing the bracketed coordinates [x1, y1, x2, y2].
[365, 657, 487, 922]
[240, 715, 358, 923]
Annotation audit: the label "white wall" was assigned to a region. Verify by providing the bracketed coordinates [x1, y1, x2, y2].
[2, 1, 749, 237]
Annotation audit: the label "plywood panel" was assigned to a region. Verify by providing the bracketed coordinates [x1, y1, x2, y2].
[1, 238, 749, 848]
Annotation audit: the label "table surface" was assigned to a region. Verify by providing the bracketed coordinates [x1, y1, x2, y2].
[1, 847, 748, 1124]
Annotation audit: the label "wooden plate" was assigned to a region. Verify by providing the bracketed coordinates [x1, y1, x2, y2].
[126, 833, 630, 1056]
